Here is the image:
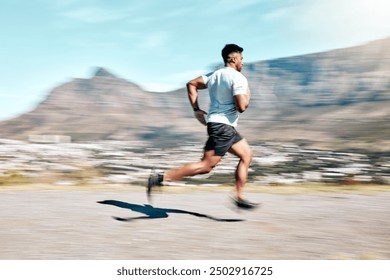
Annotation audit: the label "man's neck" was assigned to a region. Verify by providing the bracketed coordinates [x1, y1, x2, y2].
[225, 63, 238, 71]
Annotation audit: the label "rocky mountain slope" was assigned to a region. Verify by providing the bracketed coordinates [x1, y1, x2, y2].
[0, 37, 389, 150]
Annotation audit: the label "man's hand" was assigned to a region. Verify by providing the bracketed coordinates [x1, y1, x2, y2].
[194, 109, 207, 126]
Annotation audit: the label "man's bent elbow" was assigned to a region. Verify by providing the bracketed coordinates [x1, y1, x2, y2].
[235, 94, 249, 113]
[237, 104, 248, 113]
[187, 76, 206, 90]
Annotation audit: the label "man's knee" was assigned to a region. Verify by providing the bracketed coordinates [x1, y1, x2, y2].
[248, 148, 253, 160]
[241, 147, 253, 164]
[245, 152, 253, 164]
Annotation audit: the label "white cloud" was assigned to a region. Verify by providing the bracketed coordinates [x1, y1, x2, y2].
[39, 0, 78, 9]
[66, 39, 117, 49]
[138, 32, 171, 51]
[61, 6, 127, 23]
[0, 91, 14, 98]
[117, 31, 138, 39]
[293, 0, 390, 37]
[170, 69, 210, 81]
[210, 0, 264, 13]
[141, 82, 182, 92]
[139, 68, 209, 92]
[262, 8, 290, 22]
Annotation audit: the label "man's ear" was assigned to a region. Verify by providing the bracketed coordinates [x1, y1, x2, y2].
[227, 56, 237, 64]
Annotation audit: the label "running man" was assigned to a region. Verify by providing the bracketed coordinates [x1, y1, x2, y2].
[147, 44, 258, 209]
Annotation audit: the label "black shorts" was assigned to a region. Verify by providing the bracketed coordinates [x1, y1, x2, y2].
[204, 122, 243, 156]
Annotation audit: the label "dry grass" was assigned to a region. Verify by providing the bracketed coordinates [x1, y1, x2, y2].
[0, 168, 388, 195]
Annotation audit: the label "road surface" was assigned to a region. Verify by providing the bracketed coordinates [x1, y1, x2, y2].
[0, 187, 389, 259]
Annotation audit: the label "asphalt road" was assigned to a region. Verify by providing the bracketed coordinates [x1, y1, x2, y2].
[0, 187, 389, 259]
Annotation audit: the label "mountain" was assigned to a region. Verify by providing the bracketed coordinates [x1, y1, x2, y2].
[238, 37, 390, 150]
[244, 37, 389, 107]
[0, 38, 389, 150]
[0, 67, 205, 143]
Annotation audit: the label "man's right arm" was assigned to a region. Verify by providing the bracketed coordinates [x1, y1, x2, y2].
[187, 76, 208, 126]
[186, 76, 207, 111]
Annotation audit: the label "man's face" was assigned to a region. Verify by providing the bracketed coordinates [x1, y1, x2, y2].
[236, 53, 244, 72]
[227, 52, 244, 71]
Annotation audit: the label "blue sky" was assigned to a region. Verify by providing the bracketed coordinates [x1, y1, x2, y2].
[1, 0, 389, 121]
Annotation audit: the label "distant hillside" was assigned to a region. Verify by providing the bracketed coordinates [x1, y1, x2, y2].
[244, 37, 389, 107]
[0, 38, 389, 150]
[238, 37, 390, 150]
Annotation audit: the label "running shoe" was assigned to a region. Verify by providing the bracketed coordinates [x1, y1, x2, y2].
[147, 173, 163, 198]
[232, 197, 259, 210]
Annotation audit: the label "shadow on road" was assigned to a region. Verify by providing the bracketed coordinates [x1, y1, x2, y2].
[98, 200, 245, 222]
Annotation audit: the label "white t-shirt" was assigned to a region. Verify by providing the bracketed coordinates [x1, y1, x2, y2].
[202, 67, 248, 127]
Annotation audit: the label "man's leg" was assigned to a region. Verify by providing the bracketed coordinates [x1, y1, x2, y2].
[164, 149, 223, 182]
[228, 139, 253, 200]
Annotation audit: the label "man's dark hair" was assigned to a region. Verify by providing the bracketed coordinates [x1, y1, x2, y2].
[221, 44, 244, 63]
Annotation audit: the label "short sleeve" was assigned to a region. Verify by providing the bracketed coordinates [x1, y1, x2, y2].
[232, 73, 248, 96]
[202, 72, 213, 87]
